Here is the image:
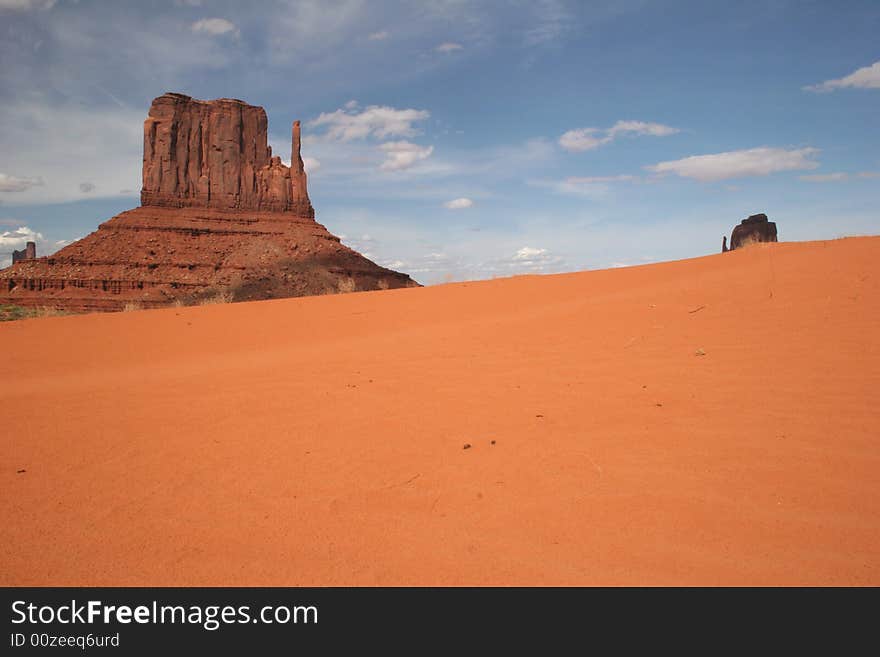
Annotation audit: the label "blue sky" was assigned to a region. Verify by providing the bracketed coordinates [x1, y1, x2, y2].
[1, 0, 878, 281]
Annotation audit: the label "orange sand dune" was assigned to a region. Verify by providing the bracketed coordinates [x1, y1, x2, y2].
[2, 237, 879, 586]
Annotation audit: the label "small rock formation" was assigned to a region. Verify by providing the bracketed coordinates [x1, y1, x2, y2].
[721, 236, 728, 253]
[12, 241, 36, 264]
[0, 93, 418, 312]
[728, 213, 778, 250]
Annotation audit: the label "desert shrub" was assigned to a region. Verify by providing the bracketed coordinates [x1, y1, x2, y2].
[0, 304, 32, 321]
[198, 290, 234, 305]
[337, 277, 356, 293]
[0, 305, 70, 321]
[32, 306, 69, 317]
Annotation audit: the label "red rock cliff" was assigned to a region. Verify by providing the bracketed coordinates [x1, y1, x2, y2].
[141, 93, 314, 216]
[0, 92, 419, 312]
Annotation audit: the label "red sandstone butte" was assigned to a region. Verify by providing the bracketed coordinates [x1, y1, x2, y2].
[729, 213, 778, 250]
[0, 93, 419, 313]
[141, 93, 314, 216]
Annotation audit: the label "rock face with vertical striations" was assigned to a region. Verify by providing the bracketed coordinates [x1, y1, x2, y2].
[140, 93, 314, 216]
[0, 93, 419, 313]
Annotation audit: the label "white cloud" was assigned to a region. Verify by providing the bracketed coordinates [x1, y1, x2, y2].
[799, 172, 848, 182]
[607, 120, 680, 138]
[529, 174, 634, 197]
[0, 225, 41, 248]
[647, 147, 820, 182]
[435, 42, 463, 53]
[0, 173, 44, 192]
[191, 18, 240, 38]
[443, 197, 473, 209]
[559, 120, 678, 152]
[302, 156, 320, 173]
[558, 128, 611, 152]
[513, 246, 548, 260]
[804, 60, 880, 92]
[379, 141, 434, 171]
[0, 0, 55, 10]
[493, 246, 564, 273]
[368, 31, 389, 41]
[309, 105, 430, 142]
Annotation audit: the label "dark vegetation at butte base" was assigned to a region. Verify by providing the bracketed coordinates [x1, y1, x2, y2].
[0, 93, 419, 313]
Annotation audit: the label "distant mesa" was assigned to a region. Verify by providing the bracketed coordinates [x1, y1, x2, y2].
[723, 213, 778, 252]
[0, 93, 419, 313]
[12, 241, 36, 264]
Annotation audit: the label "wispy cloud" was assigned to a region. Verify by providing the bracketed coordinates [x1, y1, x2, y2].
[800, 171, 880, 182]
[501, 246, 564, 272]
[309, 104, 430, 142]
[804, 60, 880, 92]
[558, 128, 609, 152]
[435, 42, 463, 53]
[607, 121, 679, 138]
[191, 17, 240, 38]
[266, 0, 376, 63]
[383, 245, 566, 282]
[0, 173, 44, 192]
[0, 99, 143, 203]
[379, 141, 434, 171]
[799, 172, 848, 182]
[0, 0, 55, 11]
[523, 0, 572, 46]
[647, 146, 820, 182]
[529, 174, 635, 197]
[443, 197, 473, 209]
[368, 30, 389, 41]
[559, 120, 679, 152]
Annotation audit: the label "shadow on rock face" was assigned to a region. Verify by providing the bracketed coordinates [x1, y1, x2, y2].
[724, 213, 778, 252]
